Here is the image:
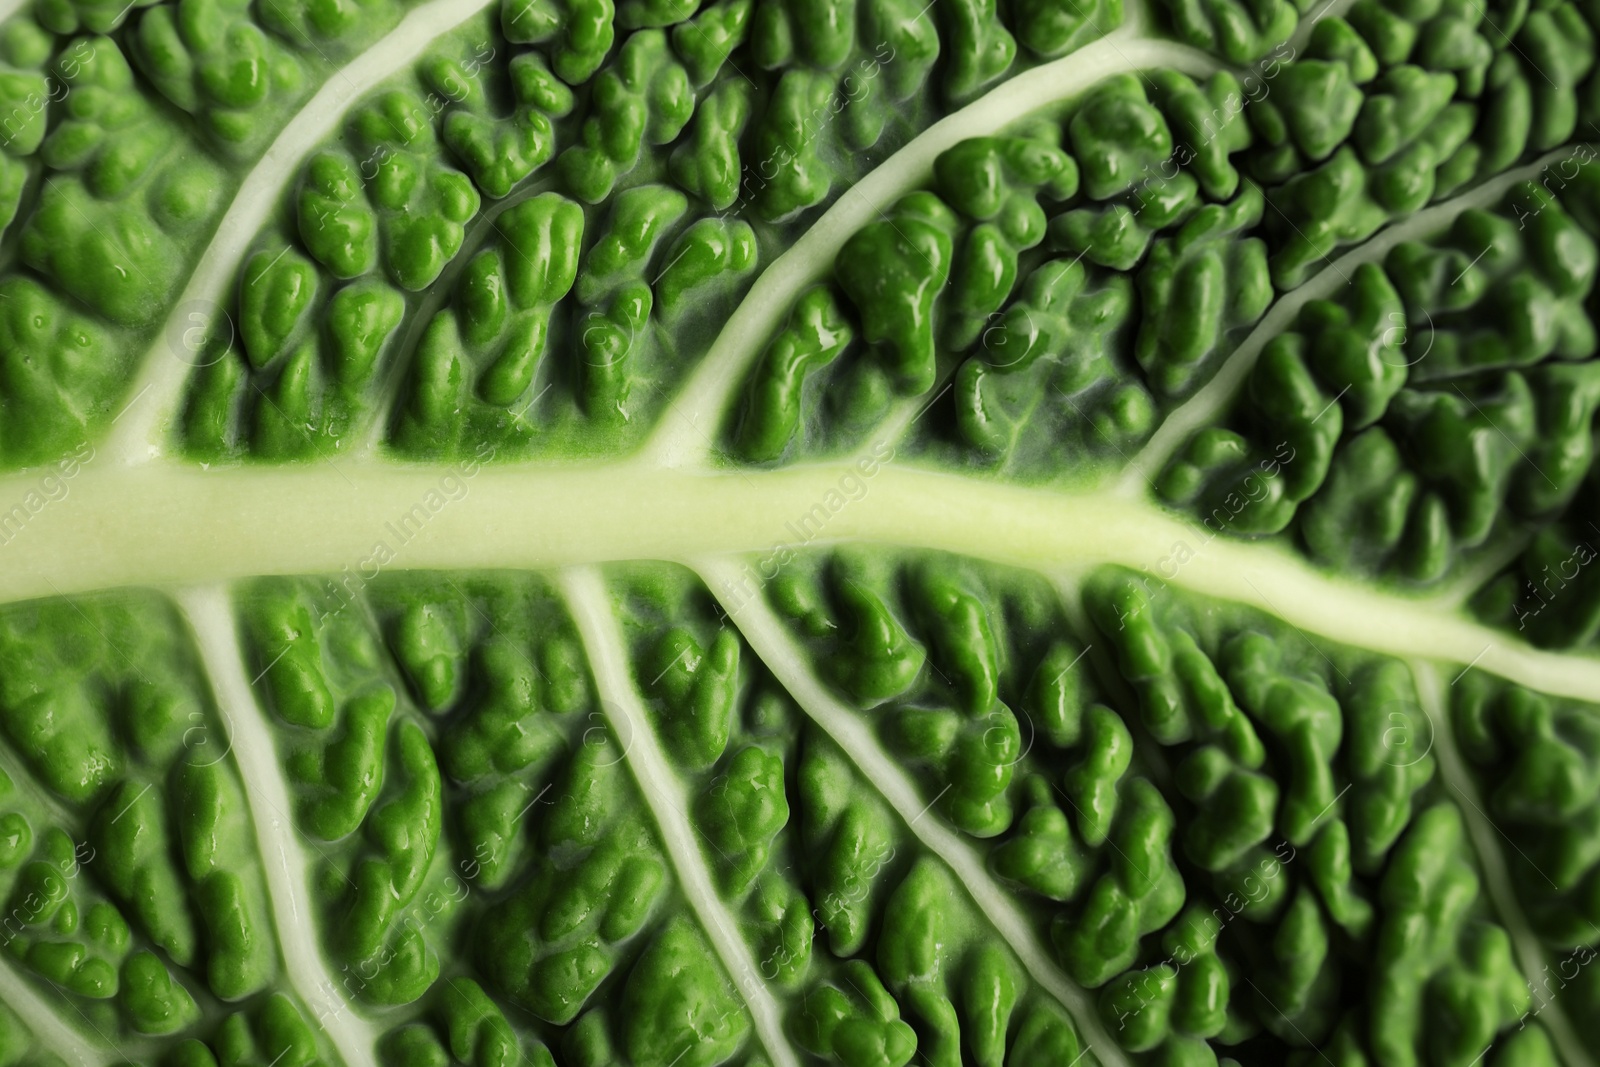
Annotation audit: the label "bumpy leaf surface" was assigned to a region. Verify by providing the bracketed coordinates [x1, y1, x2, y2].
[0, 0, 1597, 1063]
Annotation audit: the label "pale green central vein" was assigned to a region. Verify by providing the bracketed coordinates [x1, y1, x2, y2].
[697, 557, 1131, 1067]
[558, 566, 801, 1067]
[3, 457, 1596, 702]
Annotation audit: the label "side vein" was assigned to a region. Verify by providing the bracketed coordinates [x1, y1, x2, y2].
[1118, 145, 1585, 494]
[107, 0, 501, 464]
[0, 959, 108, 1067]
[557, 566, 800, 1067]
[642, 32, 1224, 467]
[696, 557, 1133, 1067]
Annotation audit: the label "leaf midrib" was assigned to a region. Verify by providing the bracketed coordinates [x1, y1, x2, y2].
[6, 0, 1589, 1059]
[5, 456, 1596, 699]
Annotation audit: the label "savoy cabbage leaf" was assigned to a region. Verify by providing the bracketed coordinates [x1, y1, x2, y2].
[0, 0, 1596, 1063]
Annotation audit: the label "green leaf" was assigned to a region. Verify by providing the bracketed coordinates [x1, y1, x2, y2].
[0, 0, 1597, 1064]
